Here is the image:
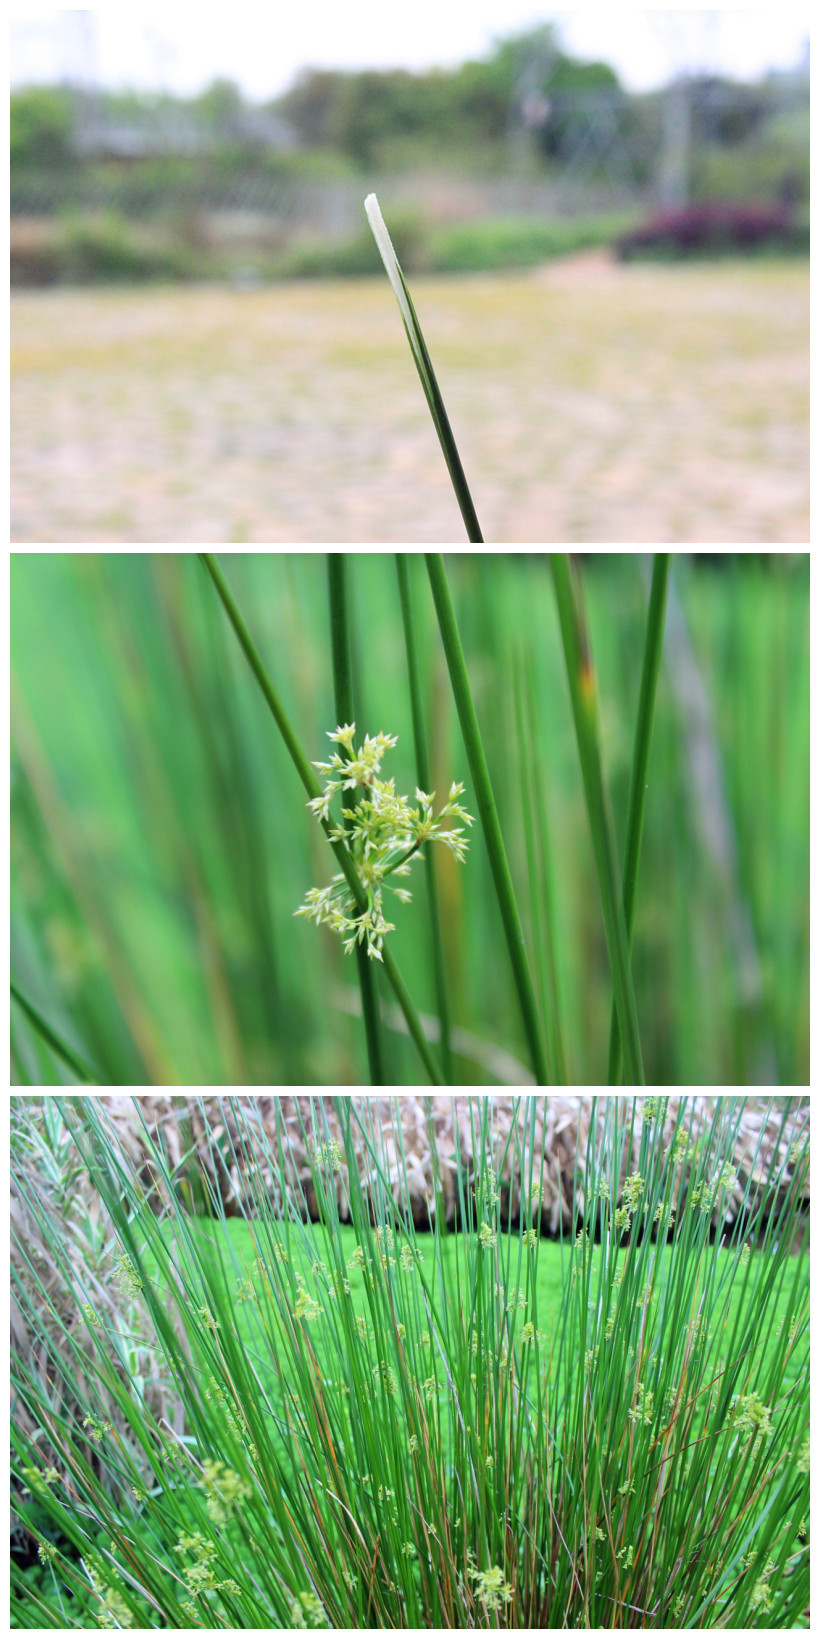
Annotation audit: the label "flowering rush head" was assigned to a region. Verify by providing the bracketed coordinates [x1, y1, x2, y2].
[295, 723, 474, 960]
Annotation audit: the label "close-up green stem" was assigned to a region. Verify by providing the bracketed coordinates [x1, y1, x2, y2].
[10, 982, 100, 1085]
[607, 553, 671, 1084]
[426, 553, 549, 1085]
[12, 553, 808, 1087]
[551, 553, 645, 1084]
[327, 554, 385, 1085]
[365, 195, 483, 544]
[396, 554, 454, 1082]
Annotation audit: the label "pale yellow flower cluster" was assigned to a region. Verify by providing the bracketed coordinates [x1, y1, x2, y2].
[296, 724, 473, 960]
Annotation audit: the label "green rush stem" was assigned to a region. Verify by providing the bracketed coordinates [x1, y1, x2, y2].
[607, 553, 671, 1085]
[550, 554, 645, 1085]
[512, 654, 568, 1085]
[327, 554, 385, 1086]
[200, 553, 442, 1084]
[425, 553, 550, 1086]
[396, 554, 454, 1081]
[400, 309, 483, 545]
[10, 981, 100, 1084]
[365, 195, 483, 544]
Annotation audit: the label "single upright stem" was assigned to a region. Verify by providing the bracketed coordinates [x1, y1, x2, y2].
[550, 555, 644, 1085]
[607, 554, 671, 1084]
[200, 553, 442, 1084]
[512, 654, 568, 1085]
[396, 554, 454, 1082]
[327, 555, 385, 1086]
[425, 553, 550, 1086]
[365, 195, 483, 544]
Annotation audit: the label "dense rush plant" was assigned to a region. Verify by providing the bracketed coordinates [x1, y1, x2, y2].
[11, 1095, 809, 1630]
[295, 723, 474, 961]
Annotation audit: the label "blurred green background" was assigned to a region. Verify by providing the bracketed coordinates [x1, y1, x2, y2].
[10, 24, 809, 287]
[10, 552, 808, 1087]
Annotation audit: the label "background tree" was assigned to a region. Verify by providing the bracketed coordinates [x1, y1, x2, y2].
[10, 85, 77, 171]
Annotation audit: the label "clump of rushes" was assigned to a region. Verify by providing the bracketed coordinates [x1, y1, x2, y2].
[11, 1096, 809, 1630]
[295, 723, 474, 962]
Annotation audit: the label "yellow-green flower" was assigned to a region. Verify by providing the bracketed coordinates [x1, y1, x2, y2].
[296, 725, 473, 961]
[470, 1564, 513, 1613]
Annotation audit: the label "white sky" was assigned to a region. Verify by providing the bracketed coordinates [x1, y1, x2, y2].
[10, 5, 811, 100]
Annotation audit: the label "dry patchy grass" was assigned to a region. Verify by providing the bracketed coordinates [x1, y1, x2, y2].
[10, 253, 808, 542]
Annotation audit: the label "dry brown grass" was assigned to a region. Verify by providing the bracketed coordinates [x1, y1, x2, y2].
[11, 254, 808, 542]
[10, 1100, 185, 1453]
[88, 1095, 810, 1233]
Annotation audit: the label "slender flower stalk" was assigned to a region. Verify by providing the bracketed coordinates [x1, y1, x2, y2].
[327, 554, 385, 1084]
[200, 553, 444, 1084]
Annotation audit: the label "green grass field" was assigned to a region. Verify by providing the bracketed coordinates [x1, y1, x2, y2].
[166, 1217, 808, 1398]
[11, 257, 808, 542]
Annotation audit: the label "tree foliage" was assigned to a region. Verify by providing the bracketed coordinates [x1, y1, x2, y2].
[274, 28, 621, 167]
[9, 25, 807, 205]
[10, 85, 77, 170]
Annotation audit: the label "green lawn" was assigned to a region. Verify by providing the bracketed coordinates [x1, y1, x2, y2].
[145, 1217, 807, 1411]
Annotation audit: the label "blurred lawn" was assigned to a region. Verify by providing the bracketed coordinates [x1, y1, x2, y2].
[147, 1218, 808, 1407]
[10, 553, 809, 1086]
[10, 256, 808, 543]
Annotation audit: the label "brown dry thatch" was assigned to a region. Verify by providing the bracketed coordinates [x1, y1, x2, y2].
[93, 1094, 809, 1237]
[10, 1099, 186, 1466]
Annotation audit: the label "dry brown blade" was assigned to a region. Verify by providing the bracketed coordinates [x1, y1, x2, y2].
[11, 1102, 181, 1471]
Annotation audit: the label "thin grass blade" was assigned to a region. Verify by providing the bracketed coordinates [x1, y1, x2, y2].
[513, 652, 568, 1084]
[426, 553, 549, 1085]
[607, 553, 671, 1083]
[550, 554, 644, 1084]
[396, 553, 453, 1081]
[10, 982, 100, 1084]
[365, 193, 483, 544]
